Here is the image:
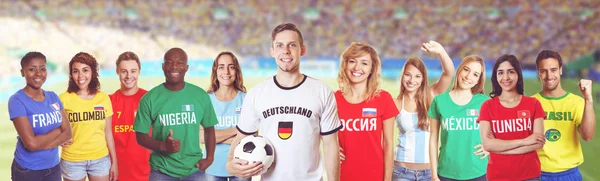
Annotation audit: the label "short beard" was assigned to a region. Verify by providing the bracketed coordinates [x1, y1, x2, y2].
[278, 64, 299, 73]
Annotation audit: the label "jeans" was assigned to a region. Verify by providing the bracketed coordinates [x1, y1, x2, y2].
[392, 164, 431, 181]
[11, 159, 61, 181]
[60, 155, 111, 180]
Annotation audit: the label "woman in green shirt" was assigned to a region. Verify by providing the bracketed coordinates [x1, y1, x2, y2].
[428, 55, 490, 181]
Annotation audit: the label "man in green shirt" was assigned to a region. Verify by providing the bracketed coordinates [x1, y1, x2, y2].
[134, 47, 218, 180]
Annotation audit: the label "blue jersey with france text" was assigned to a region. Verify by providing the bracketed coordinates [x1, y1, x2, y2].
[8, 89, 63, 170]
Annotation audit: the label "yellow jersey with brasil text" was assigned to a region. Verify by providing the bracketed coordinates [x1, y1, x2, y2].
[59, 91, 113, 162]
[532, 92, 584, 173]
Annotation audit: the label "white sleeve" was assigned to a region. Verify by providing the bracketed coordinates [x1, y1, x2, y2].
[236, 88, 260, 135]
[320, 86, 342, 135]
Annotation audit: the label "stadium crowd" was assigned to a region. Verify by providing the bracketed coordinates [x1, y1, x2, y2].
[0, 0, 598, 71]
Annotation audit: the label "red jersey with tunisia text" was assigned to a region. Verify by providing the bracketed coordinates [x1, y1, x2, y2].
[477, 95, 546, 181]
[335, 90, 399, 181]
[110, 89, 150, 181]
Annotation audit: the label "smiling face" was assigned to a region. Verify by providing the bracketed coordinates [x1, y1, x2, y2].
[216, 54, 237, 87]
[402, 64, 424, 93]
[345, 54, 373, 85]
[162, 50, 188, 85]
[456, 61, 483, 90]
[22, 58, 47, 90]
[117, 60, 140, 90]
[496, 61, 519, 92]
[71, 62, 92, 91]
[270, 30, 306, 73]
[537, 58, 562, 91]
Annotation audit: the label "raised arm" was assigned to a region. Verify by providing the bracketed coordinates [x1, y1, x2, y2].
[322, 132, 341, 181]
[422, 41, 455, 95]
[578, 79, 596, 142]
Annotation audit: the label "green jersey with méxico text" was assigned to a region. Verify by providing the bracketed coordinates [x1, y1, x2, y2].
[428, 92, 489, 180]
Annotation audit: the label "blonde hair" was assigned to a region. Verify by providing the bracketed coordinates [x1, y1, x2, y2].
[398, 57, 431, 131]
[451, 55, 486, 94]
[337, 42, 381, 101]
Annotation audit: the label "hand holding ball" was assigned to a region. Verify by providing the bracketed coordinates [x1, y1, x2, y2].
[233, 135, 275, 175]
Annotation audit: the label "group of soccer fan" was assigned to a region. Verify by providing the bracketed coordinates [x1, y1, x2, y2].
[8, 22, 596, 181]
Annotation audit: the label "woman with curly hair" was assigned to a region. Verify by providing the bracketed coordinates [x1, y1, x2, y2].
[59, 52, 118, 181]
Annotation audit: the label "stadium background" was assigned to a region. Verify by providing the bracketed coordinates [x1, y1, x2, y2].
[1, 0, 599, 180]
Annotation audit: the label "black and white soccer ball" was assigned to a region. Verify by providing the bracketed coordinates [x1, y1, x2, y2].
[233, 135, 275, 175]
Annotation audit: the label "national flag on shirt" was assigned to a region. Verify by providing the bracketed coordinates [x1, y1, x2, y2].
[50, 102, 60, 111]
[235, 107, 241, 115]
[362, 108, 377, 118]
[94, 105, 104, 111]
[182, 104, 194, 112]
[466, 109, 479, 116]
[278, 122, 293, 140]
[517, 110, 530, 118]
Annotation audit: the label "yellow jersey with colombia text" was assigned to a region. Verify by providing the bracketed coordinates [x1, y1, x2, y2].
[59, 91, 113, 162]
[532, 92, 584, 172]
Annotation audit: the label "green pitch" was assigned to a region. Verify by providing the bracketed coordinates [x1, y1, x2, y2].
[1, 75, 598, 180]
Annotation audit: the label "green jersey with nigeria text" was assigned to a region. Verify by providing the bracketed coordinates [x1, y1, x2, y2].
[428, 92, 489, 180]
[134, 82, 218, 178]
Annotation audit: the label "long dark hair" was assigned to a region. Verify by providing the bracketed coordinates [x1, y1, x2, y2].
[489, 54, 524, 98]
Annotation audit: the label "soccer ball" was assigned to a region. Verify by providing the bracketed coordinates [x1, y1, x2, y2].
[233, 135, 275, 175]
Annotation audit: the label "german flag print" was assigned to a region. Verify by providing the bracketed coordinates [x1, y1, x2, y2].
[278, 121, 293, 140]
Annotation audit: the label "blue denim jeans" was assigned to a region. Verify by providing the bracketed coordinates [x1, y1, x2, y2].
[11, 159, 61, 181]
[392, 164, 431, 181]
[149, 169, 205, 181]
[205, 174, 251, 181]
[60, 155, 111, 180]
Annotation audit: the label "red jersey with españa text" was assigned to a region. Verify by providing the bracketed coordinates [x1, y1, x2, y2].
[335, 90, 399, 181]
[477, 95, 546, 181]
[110, 89, 150, 181]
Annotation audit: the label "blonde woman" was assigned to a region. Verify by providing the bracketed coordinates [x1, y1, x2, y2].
[336, 42, 399, 181]
[429, 55, 489, 181]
